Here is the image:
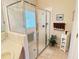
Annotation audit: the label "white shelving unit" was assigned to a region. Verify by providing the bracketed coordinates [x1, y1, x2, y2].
[60, 32, 70, 52]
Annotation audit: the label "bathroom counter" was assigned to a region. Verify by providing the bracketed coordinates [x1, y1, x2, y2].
[1, 32, 26, 59]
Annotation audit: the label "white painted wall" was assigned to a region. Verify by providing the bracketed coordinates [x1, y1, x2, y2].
[67, 0, 78, 59]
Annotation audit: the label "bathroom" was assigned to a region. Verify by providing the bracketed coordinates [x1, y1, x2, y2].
[1, 0, 78, 59]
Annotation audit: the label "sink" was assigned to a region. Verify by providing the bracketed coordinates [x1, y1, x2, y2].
[1, 52, 13, 59]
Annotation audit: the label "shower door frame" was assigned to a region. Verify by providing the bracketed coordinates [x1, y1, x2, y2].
[46, 11, 51, 46]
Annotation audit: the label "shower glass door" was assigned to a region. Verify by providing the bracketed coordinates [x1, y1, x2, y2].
[24, 2, 37, 59]
[37, 9, 46, 54]
[7, 2, 25, 34]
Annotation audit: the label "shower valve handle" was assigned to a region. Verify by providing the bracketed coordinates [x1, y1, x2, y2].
[42, 25, 45, 27]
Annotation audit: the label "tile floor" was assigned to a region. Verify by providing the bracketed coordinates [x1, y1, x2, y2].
[37, 46, 68, 59]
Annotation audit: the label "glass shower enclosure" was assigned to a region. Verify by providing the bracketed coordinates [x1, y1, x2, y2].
[7, 0, 51, 59]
